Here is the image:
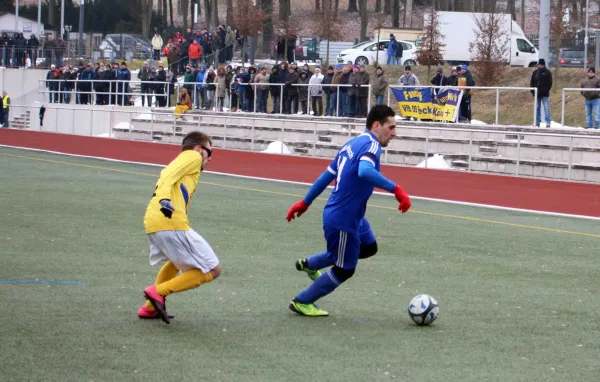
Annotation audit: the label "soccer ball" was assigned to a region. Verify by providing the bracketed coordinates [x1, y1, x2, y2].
[408, 294, 439, 326]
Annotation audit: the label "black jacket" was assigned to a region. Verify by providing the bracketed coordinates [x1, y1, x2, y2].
[530, 67, 552, 98]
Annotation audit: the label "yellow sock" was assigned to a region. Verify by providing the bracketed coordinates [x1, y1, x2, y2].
[155, 268, 213, 297]
[145, 261, 180, 310]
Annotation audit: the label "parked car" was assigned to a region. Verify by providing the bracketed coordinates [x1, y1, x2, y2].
[336, 39, 417, 66]
[558, 49, 592, 67]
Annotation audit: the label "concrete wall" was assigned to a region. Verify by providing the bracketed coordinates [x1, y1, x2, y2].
[0, 68, 47, 106]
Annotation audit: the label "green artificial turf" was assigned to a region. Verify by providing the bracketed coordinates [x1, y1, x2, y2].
[1, 147, 599, 381]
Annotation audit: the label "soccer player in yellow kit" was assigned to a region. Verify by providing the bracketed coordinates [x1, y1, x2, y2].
[138, 131, 221, 324]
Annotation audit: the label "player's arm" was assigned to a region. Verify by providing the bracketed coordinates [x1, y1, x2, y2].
[286, 159, 337, 222]
[358, 153, 411, 213]
[154, 153, 202, 218]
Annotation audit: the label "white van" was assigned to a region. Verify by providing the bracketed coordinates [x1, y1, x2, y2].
[433, 11, 539, 67]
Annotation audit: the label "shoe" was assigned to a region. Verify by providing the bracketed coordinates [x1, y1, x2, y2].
[289, 299, 329, 317]
[137, 305, 175, 320]
[143, 285, 170, 324]
[296, 258, 322, 281]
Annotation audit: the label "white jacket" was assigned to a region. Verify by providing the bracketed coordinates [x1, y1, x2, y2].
[309, 73, 324, 97]
[152, 36, 163, 50]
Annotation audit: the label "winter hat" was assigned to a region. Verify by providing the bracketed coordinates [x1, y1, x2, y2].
[589, 66, 596, 73]
[405, 65, 412, 71]
[336, 64, 343, 69]
[376, 66, 383, 71]
[538, 58, 546, 66]
[460, 64, 468, 71]
[328, 65, 334, 70]
[437, 67, 443, 73]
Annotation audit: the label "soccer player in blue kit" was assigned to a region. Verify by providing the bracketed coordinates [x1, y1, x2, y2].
[285, 105, 412, 316]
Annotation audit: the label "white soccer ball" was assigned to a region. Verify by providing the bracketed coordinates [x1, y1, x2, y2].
[408, 294, 439, 326]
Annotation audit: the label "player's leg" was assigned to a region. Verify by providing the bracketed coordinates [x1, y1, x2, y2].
[144, 230, 220, 324]
[290, 227, 360, 317]
[358, 218, 378, 260]
[139, 260, 179, 319]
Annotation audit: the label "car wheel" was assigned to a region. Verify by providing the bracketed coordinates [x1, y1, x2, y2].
[404, 59, 416, 66]
[355, 56, 369, 66]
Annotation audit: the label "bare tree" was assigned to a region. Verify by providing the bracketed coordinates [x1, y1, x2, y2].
[227, 0, 234, 25]
[140, 0, 154, 38]
[392, 0, 400, 27]
[312, 0, 343, 66]
[372, 12, 388, 65]
[469, 12, 509, 86]
[260, 0, 275, 54]
[181, 0, 189, 29]
[359, 0, 368, 41]
[348, 0, 358, 13]
[233, 0, 268, 62]
[551, 0, 568, 78]
[204, 0, 211, 27]
[169, 0, 175, 27]
[417, 7, 445, 78]
[384, 0, 391, 14]
[212, 0, 219, 26]
[163, 0, 168, 27]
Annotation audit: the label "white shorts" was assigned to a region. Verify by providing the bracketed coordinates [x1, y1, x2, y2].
[148, 230, 219, 273]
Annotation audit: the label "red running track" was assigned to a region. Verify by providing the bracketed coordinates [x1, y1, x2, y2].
[1, 129, 599, 218]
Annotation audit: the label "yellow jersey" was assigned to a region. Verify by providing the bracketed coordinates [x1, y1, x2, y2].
[144, 150, 202, 233]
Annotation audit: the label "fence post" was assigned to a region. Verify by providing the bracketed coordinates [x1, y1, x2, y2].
[425, 127, 429, 169]
[150, 112, 154, 140]
[72, 107, 76, 135]
[367, 85, 372, 112]
[280, 84, 284, 115]
[281, 122, 285, 154]
[387, 86, 390, 106]
[313, 123, 317, 157]
[90, 108, 94, 136]
[336, 87, 340, 117]
[561, 89, 566, 128]
[468, 129, 472, 172]
[568, 135, 573, 180]
[251, 118, 255, 151]
[129, 111, 133, 140]
[516, 133, 521, 176]
[253, 84, 257, 113]
[495, 88, 499, 125]
[533, 88, 538, 127]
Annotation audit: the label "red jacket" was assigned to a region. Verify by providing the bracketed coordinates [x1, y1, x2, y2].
[188, 43, 203, 60]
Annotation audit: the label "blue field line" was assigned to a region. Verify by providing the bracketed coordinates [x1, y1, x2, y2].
[0, 279, 85, 285]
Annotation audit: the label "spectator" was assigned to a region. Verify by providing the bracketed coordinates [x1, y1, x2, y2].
[155, 66, 167, 107]
[152, 33, 163, 61]
[457, 65, 475, 123]
[285, 66, 299, 114]
[195, 65, 207, 109]
[78, 63, 94, 105]
[398, 65, 420, 86]
[298, 71, 310, 114]
[530, 58, 553, 127]
[269, 65, 281, 114]
[254, 66, 270, 113]
[188, 40, 202, 68]
[356, 64, 370, 117]
[225, 27, 236, 63]
[373, 66, 389, 105]
[387, 34, 399, 65]
[309, 67, 324, 116]
[55, 37, 66, 67]
[332, 64, 343, 116]
[2, 91, 9, 127]
[116, 61, 131, 105]
[28, 34, 39, 68]
[447, 67, 459, 86]
[139, 62, 153, 107]
[205, 68, 216, 111]
[174, 88, 192, 118]
[431, 67, 447, 97]
[215, 66, 228, 111]
[581, 66, 600, 129]
[321, 65, 335, 116]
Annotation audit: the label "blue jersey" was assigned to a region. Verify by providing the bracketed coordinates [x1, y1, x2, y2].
[323, 130, 381, 233]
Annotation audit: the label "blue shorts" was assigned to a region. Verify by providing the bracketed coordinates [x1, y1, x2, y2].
[323, 218, 376, 270]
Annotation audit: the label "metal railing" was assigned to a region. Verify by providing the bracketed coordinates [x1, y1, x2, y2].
[8, 103, 600, 182]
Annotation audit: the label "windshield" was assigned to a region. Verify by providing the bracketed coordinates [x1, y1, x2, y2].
[350, 41, 373, 49]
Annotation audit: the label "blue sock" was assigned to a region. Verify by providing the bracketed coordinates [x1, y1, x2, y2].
[296, 269, 342, 304]
[306, 251, 335, 270]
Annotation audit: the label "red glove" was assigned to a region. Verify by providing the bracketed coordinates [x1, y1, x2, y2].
[393, 185, 411, 213]
[286, 200, 310, 222]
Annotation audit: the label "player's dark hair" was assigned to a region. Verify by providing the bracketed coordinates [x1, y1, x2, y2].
[366, 105, 396, 130]
[182, 131, 212, 151]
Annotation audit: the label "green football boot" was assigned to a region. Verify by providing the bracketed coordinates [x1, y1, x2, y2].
[295, 258, 322, 281]
[289, 299, 329, 317]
